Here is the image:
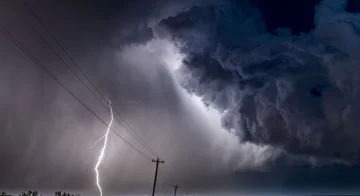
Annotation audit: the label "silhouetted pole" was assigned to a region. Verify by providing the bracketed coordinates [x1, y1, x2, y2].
[152, 158, 165, 196]
[173, 185, 179, 196]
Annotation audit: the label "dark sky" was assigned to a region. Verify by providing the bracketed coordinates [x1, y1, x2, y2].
[1, 0, 360, 195]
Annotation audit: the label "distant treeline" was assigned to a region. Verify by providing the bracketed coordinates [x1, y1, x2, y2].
[1, 190, 81, 196]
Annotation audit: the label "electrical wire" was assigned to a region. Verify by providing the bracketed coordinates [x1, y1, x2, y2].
[11, 1, 179, 185]
[19, 0, 161, 160]
[0, 22, 152, 161]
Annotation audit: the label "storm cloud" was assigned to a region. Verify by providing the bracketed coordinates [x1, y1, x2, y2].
[156, 0, 360, 163]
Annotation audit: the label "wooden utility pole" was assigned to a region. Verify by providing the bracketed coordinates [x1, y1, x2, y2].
[173, 185, 179, 196]
[151, 158, 164, 196]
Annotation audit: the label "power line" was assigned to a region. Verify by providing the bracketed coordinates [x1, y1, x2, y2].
[14, 1, 178, 184]
[21, 0, 108, 50]
[4, 3, 183, 191]
[161, 166, 172, 186]
[161, 164, 170, 180]
[157, 166, 168, 193]
[161, 163, 174, 184]
[19, 2, 218, 177]
[14, 7, 107, 108]
[20, 0, 105, 102]
[19, 0, 161, 159]
[0, 22, 152, 162]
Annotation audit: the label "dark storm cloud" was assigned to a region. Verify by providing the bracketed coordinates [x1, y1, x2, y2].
[157, 0, 360, 163]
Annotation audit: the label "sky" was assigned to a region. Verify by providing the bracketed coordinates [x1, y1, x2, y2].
[1, 0, 360, 195]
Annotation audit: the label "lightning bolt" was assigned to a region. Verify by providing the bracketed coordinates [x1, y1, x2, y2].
[94, 98, 114, 196]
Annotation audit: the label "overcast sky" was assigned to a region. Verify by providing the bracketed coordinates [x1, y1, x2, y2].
[1, 0, 360, 195]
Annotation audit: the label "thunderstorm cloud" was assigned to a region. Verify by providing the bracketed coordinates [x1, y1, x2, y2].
[155, 0, 360, 164]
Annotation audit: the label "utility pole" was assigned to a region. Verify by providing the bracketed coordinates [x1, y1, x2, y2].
[152, 158, 164, 196]
[173, 185, 179, 196]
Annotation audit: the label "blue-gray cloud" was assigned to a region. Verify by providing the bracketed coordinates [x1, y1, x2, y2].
[156, 0, 360, 163]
